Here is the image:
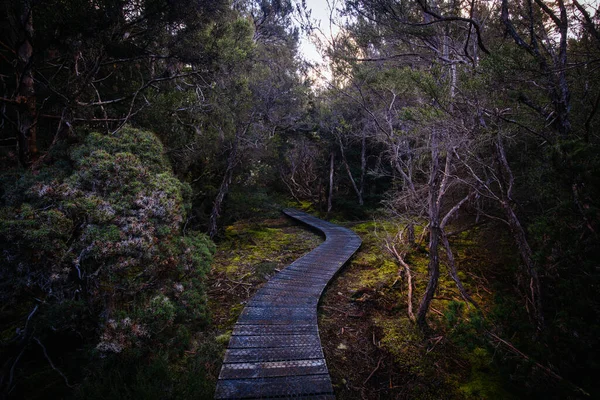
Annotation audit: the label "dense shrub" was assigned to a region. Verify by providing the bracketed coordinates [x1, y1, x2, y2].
[0, 127, 214, 397]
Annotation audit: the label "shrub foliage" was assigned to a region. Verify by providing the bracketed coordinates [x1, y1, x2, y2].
[0, 127, 214, 397]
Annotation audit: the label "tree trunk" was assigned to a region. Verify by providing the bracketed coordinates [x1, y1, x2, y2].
[501, 200, 544, 330]
[416, 130, 442, 329]
[208, 165, 234, 239]
[440, 228, 478, 308]
[327, 151, 334, 213]
[417, 224, 440, 329]
[208, 123, 249, 239]
[359, 131, 366, 202]
[338, 137, 363, 206]
[495, 138, 544, 330]
[16, 1, 37, 167]
[406, 222, 415, 246]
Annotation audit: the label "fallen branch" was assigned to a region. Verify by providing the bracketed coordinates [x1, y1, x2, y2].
[388, 242, 416, 322]
[426, 335, 444, 354]
[430, 307, 444, 316]
[226, 278, 253, 286]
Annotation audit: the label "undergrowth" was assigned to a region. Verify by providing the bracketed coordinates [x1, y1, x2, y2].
[319, 218, 522, 399]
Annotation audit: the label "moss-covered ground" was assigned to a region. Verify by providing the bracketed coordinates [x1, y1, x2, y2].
[318, 219, 523, 399]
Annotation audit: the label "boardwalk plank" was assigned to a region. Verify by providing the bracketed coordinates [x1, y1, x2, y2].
[219, 359, 328, 379]
[214, 375, 334, 399]
[223, 346, 324, 363]
[231, 324, 318, 336]
[228, 334, 321, 348]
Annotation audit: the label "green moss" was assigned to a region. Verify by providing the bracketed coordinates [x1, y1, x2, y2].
[228, 303, 245, 326]
[375, 317, 428, 377]
[218, 223, 300, 279]
[459, 347, 516, 399]
[352, 257, 398, 290]
[215, 331, 232, 346]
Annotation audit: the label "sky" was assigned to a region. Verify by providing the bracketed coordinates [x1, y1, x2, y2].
[295, 0, 344, 84]
[297, 0, 333, 65]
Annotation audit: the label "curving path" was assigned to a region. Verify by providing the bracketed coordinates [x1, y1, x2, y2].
[214, 208, 362, 399]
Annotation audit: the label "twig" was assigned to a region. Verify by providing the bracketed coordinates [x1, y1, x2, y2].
[430, 307, 444, 316]
[322, 305, 348, 315]
[226, 278, 252, 286]
[363, 357, 383, 386]
[426, 336, 444, 354]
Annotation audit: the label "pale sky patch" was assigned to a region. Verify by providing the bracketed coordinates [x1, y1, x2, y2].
[295, 0, 344, 86]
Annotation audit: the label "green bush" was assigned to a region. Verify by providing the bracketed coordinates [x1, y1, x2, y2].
[0, 127, 215, 397]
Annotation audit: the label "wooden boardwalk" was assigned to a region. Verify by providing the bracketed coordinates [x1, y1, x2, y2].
[214, 209, 362, 399]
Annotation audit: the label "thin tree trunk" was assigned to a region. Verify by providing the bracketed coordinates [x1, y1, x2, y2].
[338, 137, 363, 205]
[417, 224, 440, 329]
[389, 243, 416, 322]
[440, 228, 479, 308]
[501, 200, 544, 330]
[406, 222, 415, 246]
[554, 0, 571, 137]
[359, 131, 366, 201]
[327, 151, 334, 213]
[495, 138, 544, 330]
[16, 1, 37, 167]
[437, 191, 479, 307]
[417, 130, 442, 329]
[209, 164, 234, 239]
[208, 121, 251, 239]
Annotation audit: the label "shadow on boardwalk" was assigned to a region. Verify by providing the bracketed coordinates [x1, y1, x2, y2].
[214, 209, 362, 399]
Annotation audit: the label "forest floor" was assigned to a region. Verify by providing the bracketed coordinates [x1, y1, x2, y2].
[206, 210, 527, 399]
[317, 220, 519, 399]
